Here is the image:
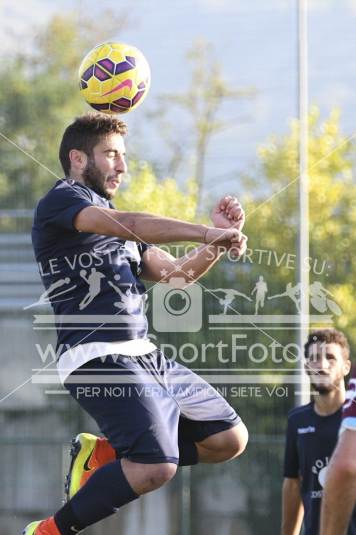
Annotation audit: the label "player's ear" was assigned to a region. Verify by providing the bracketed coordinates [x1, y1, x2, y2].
[69, 149, 88, 172]
[343, 358, 352, 376]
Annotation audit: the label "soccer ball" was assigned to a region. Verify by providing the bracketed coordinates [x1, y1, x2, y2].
[78, 42, 151, 114]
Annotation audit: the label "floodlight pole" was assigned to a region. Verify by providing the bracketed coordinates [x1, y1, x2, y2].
[181, 467, 192, 535]
[296, 0, 310, 406]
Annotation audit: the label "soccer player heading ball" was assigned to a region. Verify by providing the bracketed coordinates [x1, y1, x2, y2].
[24, 113, 248, 534]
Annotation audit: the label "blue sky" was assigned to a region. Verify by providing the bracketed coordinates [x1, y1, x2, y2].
[1, 0, 356, 197]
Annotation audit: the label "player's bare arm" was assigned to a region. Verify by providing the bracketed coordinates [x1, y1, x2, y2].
[140, 196, 247, 284]
[74, 205, 242, 247]
[281, 478, 304, 535]
[140, 238, 247, 284]
[320, 429, 356, 535]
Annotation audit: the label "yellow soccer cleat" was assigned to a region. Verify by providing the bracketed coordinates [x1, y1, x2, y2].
[65, 432, 116, 501]
[22, 517, 60, 534]
[22, 521, 41, 535]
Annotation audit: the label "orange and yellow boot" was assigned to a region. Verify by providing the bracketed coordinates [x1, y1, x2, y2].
[22, 517, 61, 534]
[64, 433, 116, 501]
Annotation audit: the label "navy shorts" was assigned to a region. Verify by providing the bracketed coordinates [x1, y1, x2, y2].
[64, 350, 241, 465]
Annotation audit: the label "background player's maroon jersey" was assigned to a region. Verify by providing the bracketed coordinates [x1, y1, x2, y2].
[343, 367, 356, 420]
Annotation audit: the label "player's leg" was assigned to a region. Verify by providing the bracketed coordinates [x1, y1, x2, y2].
[195, 421, 248, 462]
[121, 458, 177, 494]
[54, 460, 177, 534]
[23, 460, 177, 535]
[177, 415, 248, 466]
[167, 356, 248, 464]
[23, 353, 180, 534]
[64, 353, 247, 481]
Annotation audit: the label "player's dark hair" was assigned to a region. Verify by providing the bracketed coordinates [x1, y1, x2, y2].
[304, 328, 350, 361]
[59, 113, 127, 175]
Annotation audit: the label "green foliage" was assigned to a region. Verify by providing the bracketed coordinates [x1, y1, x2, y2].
[0, 11, 129, 211]
[243, 107, 356, 348]
[116, 161, 198, 221]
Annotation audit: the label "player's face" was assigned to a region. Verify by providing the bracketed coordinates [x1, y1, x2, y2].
[83, 134, 127, 200]
[305, 342, 350, 394]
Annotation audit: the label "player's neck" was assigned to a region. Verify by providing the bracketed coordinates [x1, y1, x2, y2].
[68, 171, 85, 184]
[313, 386, 346, 416]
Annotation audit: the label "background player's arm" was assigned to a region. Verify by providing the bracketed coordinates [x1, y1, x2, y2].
[140, 241, 246, 284]
[74, 206, 240, 247]
[319, 429, 356, 535]
[281, 477, 304, 535]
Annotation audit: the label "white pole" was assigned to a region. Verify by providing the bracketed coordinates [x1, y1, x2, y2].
[181, 467, 191, 535]
[296, 0, 310, 406]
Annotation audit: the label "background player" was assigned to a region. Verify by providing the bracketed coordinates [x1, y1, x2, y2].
[281, 328, 356, 535]
[320, 365, 356, 534]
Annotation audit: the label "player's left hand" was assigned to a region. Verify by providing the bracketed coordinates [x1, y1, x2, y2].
[228, 232, 248, 259]
[211, 196, 245, 231]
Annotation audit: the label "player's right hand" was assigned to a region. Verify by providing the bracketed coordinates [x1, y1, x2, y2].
[211, 196, 245, 231]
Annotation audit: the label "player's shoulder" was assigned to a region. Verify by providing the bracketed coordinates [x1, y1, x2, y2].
[35, 179, 93, 213]
[287, 401, 314, 423]
[43, 179, 92, 201]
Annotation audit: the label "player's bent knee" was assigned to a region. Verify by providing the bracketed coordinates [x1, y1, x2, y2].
[122, 459, 177, 495]
[144, 462, 177, 492]
[218, 422, 249, 461]
[229, 422, 249, 458]
[197, 422, 249, 463]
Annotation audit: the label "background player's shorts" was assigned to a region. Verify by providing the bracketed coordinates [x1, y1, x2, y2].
[64, 350, 241, 464]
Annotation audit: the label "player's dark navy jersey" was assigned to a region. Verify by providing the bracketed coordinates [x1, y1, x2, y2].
[283, 402, 356, 535]
[31, 178, 151, 356]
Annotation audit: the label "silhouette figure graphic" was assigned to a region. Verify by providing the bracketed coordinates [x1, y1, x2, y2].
[251, 275, 268, 315]
[109, 275, 146, 314]
[79, 268, 105, 310]
[268, 282, 301, 313]
[213, 288, 252, 315]
[24, 277, 76, 309]
[309, 281, 342, 316]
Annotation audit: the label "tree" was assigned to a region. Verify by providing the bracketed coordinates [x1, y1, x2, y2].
[243, 107, 356, 348]
[0, 10, 130, 213]
[149, 39, 255, 211]
[115, 160, 198, 221]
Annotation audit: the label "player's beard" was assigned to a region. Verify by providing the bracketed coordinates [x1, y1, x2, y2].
[310, 373, 341, 395]
[83, 157, 114, 200]
[313, 383, 333, 395]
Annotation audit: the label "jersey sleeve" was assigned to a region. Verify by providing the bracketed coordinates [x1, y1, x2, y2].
[138, 242, 153, 257]
[283, 414, 300, 478]
[37, 183, 93, 231]
[136, 242, 153, 276]
[341, 370, 356, 432]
